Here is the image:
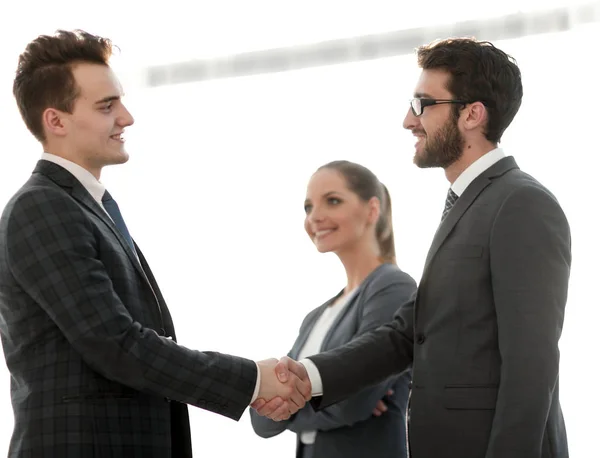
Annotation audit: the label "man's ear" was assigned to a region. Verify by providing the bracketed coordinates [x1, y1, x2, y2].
[461, 101, 488, 133]
[41, 108, 69, 138]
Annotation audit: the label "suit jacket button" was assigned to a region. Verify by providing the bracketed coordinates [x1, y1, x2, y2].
[416, 334, 425, 344]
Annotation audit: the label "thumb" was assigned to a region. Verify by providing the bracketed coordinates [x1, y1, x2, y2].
[275, 357, 291, 383]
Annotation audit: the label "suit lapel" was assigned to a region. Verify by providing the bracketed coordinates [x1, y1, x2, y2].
[422, 156, 519, 277]
[33, 160, 148, 283]
[321, 286, 362, 351]
[136, 244, 175, 339]
[290, 296, 337, 360]
[423, 176, 491, 272]
[293, 266, 382, 357]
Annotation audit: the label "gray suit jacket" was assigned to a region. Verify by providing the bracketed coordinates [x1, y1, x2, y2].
[0, 161, 257, 457]
[250, 263, 416, 458]
[308, 157, 571, 458]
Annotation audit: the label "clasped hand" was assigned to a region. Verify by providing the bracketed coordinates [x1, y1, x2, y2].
[253, 356, 311, 421]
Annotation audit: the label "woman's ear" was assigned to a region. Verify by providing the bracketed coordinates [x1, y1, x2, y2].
[367, 196, 381, 225]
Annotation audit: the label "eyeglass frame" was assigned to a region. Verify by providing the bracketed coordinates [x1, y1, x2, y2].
[409, 98, 486, 117]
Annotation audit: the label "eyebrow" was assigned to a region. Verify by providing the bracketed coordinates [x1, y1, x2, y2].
[94, 95, 121, 105]
[414, 92, 435, 99]
[304, 191, 341, 204]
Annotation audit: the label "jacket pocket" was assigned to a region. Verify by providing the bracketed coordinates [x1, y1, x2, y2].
[443, 385, 498, 410]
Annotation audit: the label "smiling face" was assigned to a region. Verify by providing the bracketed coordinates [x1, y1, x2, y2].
[403, 69, 465, 169]
[42, 62, 135, 178]
[303, 168, 378, 256]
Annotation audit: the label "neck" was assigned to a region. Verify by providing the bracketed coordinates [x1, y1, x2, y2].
[444, 139, 497, 184]
[43, 146, 102, 180]
[336, 245, 383, 293]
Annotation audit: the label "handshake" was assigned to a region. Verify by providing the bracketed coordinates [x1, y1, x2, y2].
[252, 356, 311, 421]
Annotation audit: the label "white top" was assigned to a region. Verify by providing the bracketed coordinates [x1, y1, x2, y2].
[297, 288, 357, 444]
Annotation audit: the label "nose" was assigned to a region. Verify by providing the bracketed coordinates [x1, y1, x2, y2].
[403, 107, 418, 131]
[307, 205, 325, 225]
[118, 104, 135, 127]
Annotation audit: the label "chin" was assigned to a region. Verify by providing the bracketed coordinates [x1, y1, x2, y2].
[315, 245, 332, 254]
[413, 151, 426, 167]
[113, 150, 130, 164]
[413, 150, 437, 169]
[314, 241, 337, 254]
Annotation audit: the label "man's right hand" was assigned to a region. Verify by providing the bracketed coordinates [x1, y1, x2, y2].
[254, 358, 311, 421]
[252, 356, 311, 421]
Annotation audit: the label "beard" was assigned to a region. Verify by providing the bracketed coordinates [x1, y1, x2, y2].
[413, 113, 464, 169]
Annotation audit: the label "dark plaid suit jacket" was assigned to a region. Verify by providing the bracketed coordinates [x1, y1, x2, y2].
[0, 160, 257, 457]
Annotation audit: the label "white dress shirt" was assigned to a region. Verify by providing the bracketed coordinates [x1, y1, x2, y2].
[300, 147, 506, 397]
[42, 153, 106, 206]
[297, 288, 357, 444]
[450, 147, 505, 196]
[40, 153, 263, 403]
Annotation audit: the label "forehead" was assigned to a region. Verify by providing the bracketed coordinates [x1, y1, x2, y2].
[71, 63, 122, 101]
[307, 169, 348, 193]
[414, 69, 452, 98]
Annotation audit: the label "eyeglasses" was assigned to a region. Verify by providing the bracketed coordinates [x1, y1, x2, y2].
[409, 98, 471, 117]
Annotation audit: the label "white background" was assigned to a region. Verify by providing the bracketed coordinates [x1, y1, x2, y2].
[0, 1, 597, 456]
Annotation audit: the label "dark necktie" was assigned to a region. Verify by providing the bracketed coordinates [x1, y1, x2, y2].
[102, 190, 135, 252]
[441, 188, 459, 221]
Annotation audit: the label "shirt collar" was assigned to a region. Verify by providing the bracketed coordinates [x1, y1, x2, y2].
[451, 147, 505, 197]
[41, 153, 106, 205]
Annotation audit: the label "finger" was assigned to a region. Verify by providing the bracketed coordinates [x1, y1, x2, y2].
[373, 408, 383, 416]
[288, 386, 306, 411]
[375, 400, 387, 413]
[256, 397, 284, 417]
[251, 398, 266, 410]
[295, 373, 312, 400]
[269, 402, 292, 422]
[277, 409, 292, 421]
[386, 389, 394, 397]
[280, 356, 308, 380]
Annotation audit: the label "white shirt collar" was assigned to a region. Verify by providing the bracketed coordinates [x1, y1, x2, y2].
[451, 147, 505, 197]
[41, 153, 106, 205]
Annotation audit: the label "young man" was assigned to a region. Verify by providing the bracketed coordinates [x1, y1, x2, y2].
[0, 29, 310, 457]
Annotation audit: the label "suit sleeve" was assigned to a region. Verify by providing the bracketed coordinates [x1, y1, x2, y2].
[486, 185, 571, 458]
[308, 276, 416, 410]
[5, 189, 256, 421]
[288, 274, 416, 431]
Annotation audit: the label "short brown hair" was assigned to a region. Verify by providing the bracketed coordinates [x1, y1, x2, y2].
[417, 37, 523, 143]
[318, 161, 396, 264]
[13, 29, 114, 142]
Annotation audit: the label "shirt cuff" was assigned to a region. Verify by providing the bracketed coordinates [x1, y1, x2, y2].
[300, 358, 323, 396]
[250, 361, 261, 404]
